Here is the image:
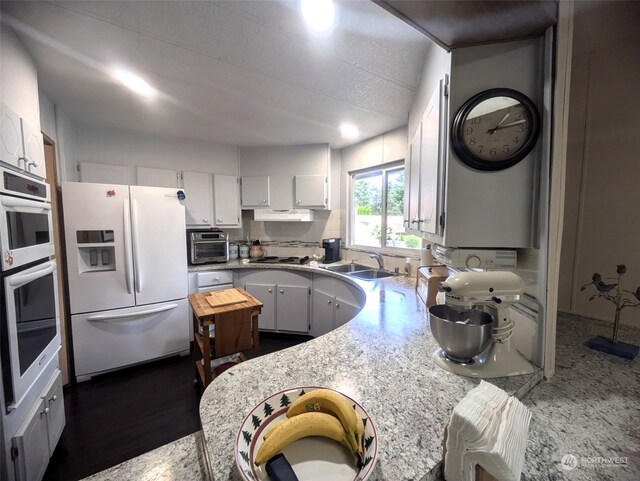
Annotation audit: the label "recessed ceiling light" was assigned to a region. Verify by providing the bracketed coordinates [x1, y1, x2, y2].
[301, 0, 336, 33]
[111, 68, 156, 98]
[340, 122, 359, 140]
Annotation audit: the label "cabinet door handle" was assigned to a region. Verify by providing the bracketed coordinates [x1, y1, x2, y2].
[262, 200, 266, 203]
[327, 300, 332, 305]
[49, 395, 57, 402]
[279, 289, 284, 294]
[203, 219, 208, 223]
[217, 218, 223, 222]
[297, 200, 301, 204]
[268, 289, 272, 293]
[336, 303, 340, 308]
[40, 407, 50, 416]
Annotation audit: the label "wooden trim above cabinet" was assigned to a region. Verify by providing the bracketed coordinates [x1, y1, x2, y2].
[373, 0, 557, 50]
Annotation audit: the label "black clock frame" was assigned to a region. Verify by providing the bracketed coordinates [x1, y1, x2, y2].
[451, 88, 541, 171]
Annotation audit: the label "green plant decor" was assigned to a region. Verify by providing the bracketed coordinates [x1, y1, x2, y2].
[581, 264, 640, 359]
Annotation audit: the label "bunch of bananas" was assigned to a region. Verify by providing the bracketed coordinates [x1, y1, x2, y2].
[254, 389, 366, 467]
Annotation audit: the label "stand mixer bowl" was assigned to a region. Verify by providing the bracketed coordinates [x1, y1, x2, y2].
[428, 305, 495, 363]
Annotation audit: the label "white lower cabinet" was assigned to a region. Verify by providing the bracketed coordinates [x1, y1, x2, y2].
[238, 270, 311, 334]
[245, 284, 276, 330]
[312, 289, 336, 337]
[334, 297, 361, 329]
[276, 285, 310, 332]
[311, 275, 364, 337]
[12, 370, 65, 481]
[312, 289, 361, 336]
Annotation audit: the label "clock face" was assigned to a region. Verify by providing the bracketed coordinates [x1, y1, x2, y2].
[452, 89, 540, 171]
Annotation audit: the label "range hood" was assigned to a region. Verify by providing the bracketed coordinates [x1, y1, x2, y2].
[253, 209, 315, 222]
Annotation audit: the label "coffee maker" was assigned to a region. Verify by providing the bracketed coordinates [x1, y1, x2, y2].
[321, 238, 341, 263]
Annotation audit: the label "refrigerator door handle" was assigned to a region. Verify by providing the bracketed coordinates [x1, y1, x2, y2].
[123, 198, 134, 295]
[131, 198, 142, 293]
[86, 303, 179, 322]
[8, 260, 56, 287]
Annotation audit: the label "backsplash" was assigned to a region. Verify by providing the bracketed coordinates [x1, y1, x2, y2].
[231, 209, 423, 276]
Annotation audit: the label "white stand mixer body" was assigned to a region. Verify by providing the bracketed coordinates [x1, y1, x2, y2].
[432, 272, 538, 378]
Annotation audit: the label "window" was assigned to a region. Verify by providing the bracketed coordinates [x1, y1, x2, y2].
[350, 162, 421, 250]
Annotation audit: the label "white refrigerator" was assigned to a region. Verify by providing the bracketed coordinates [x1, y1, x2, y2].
[62, 182, 189, 381]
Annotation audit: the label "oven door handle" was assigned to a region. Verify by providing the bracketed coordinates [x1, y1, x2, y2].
[123, 198, 134, 295]
[8, 260, 56, 287]
[0, 195, 52, 213]
[86, 303, 178, 322]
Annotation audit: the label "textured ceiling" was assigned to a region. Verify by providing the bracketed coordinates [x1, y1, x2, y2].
[2, 0, 430, 148]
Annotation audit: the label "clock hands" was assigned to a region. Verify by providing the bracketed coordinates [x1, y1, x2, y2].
[487, 113, 510, 135]
[487, 118, 526, 134]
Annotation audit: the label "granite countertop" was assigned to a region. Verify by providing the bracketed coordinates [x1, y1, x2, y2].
[198, 263, 542, 481]
[81, 286, 640, 481]
[520, 314, 640, 481]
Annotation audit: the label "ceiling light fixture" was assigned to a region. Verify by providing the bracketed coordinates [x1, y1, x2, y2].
[340, 122, 359, 140]
[111, 68, 156, 98]
[301, 0, 336, 33]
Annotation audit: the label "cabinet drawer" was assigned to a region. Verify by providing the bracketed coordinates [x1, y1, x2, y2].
[196, 270, 233, 288]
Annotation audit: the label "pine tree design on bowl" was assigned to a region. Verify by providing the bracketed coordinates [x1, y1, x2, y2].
[234, 386, 378, 481]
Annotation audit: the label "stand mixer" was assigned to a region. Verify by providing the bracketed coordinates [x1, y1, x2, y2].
[429, 271, 537, 378]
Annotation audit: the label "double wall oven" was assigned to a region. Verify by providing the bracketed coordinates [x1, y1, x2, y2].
[0, 167, 59, 411]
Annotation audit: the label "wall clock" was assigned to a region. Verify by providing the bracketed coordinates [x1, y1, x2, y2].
[451, 88, 540, 171]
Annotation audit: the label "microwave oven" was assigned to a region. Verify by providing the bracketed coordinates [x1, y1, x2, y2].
[188, 230, 229, 265]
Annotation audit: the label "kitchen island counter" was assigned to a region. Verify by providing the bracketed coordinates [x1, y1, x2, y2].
[80, 274, 640, 480]
[198, 265, 542, 480]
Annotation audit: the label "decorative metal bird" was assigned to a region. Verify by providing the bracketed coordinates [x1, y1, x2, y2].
[591, 273, 617, 293]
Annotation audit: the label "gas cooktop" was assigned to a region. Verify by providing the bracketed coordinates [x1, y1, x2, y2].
[249, 256, 309, 265]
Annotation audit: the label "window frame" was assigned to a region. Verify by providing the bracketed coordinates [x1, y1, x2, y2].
[347, 161, 420, 256]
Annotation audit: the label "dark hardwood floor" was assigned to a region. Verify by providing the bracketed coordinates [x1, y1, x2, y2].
[44, 332, 312, 481]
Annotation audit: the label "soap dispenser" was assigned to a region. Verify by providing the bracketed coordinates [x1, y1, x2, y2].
[404, 258, 412, 277]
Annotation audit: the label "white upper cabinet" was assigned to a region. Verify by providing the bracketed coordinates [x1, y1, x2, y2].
[407, 124, 422, 230]
[0, 102, 23, 169]
[212, 174, 240, 227]
[20, 118, 46, 179]
[137, 166, 180, 188]
[239, 144, 330, 210]
[294, 175, 327, 208]
[419, 84, 443, 236]
[182, 171, 213, 226]
[405, 80, 446, 239]
[0, 102, 46, 180]
[241, 176, 270, 208]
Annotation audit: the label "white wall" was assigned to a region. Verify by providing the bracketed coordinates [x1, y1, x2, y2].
[73, 122, 239, 182]
[39, 92, 56, 140]
[1, 25, 40, 127]
[558, 1, 640, 327]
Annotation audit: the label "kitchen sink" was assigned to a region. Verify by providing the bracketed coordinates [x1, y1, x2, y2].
[324, 263, 373, 273]
[348, 269, 397, 280]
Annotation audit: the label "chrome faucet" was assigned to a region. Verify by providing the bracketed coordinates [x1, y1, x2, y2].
[367, 252, 384, 270]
